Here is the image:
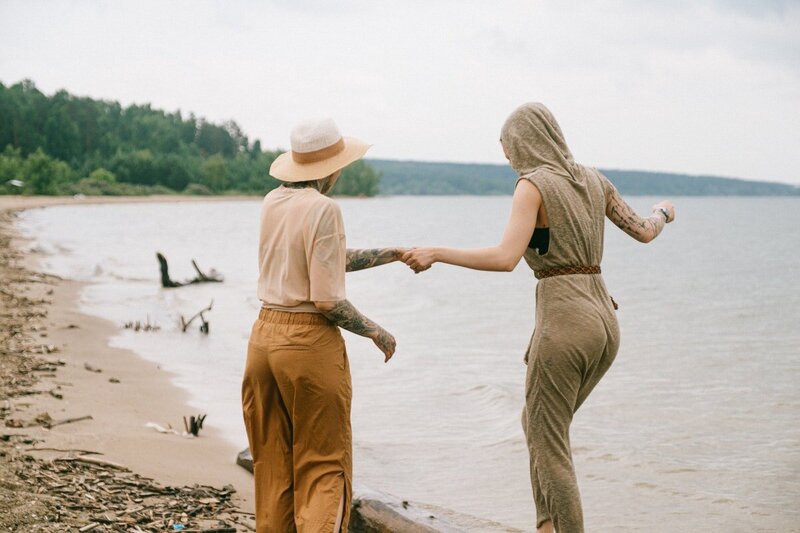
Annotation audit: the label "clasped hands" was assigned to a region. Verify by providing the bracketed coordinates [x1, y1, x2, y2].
[397, 247, 436, 274]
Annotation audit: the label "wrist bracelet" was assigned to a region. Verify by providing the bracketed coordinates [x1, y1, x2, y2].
[657, 207, 670, 222]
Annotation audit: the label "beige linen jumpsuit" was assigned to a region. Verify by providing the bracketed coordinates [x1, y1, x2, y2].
[502, 103, 620, 533]
[242, 186, 352, 533]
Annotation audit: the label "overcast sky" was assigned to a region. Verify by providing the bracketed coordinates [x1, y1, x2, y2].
[1, 0, 798, 184]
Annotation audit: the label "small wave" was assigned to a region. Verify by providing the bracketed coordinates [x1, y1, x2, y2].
[109, 273, 153, 282]
[480, 434, 528, 452]
[451, 382, 517, 410]
[660, 467, 698, 474]
[587, 452, 620, 463]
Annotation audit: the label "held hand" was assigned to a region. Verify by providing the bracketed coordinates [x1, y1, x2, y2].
[652, 200, 676, 223]
[370, 327, 396, 363]
[392, 247, 411, 261]
[402, 247, 436, 273]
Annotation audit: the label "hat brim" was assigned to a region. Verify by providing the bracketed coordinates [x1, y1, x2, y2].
[269, 137, 371, 182]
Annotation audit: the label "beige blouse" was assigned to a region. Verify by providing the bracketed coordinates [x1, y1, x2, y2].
[257, 186, 346, 313]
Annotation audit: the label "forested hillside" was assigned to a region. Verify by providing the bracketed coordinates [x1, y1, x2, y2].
[370, 159, 799, 196]
[0, 80, 380, 196]
[2, 80, 795, 198]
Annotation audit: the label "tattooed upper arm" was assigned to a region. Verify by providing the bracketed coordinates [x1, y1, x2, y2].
[605, 184, 665, 243]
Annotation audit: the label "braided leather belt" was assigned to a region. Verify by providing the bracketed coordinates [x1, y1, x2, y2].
[534, 265, 601, 280]
[533, 265, 618, 309]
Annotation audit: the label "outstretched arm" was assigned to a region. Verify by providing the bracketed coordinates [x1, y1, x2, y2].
[314, 299, 396, 362]
[605, 183, 674, 243]
[346, 248, 407, 272]
[402, 179, 541, 272]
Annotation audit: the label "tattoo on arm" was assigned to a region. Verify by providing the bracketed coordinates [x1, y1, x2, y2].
[321, 299, 379, 338]
[346, 248, 401, 272]
[606, 187, 665, 242]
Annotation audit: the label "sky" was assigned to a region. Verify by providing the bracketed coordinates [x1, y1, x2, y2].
[1, 0, 799, 184]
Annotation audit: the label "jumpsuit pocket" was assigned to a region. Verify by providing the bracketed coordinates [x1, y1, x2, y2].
[523, 330, 535, 365]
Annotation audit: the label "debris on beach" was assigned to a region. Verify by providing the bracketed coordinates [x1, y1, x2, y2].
[84, 362, 103, 373]
[6, 412, 94, 429]
[1, 434, 252, 532]
[1, 212, 252, 532]
[145, 414, 207, 438]
[45, 414, 93, 429]
[180, 301, 213, 335]
[145, 422, 193, 438]
[183, 414, 207, 437]
[156, 252, 224, 288]
[144, 415, 205, 439]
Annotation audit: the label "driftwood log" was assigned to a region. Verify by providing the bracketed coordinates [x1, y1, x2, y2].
[234, 448, 510, 532]
[156, 252, 223, 288]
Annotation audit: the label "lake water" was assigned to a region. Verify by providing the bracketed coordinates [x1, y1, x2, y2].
[17, 196, 800, 532]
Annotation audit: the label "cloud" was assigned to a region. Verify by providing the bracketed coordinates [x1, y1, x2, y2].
[0, 0, 798, 183]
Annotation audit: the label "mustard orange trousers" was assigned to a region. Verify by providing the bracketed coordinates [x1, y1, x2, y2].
[242, 309, 352, 533]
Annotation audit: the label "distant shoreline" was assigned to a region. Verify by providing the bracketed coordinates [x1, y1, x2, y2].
[3, 190, 800, 208]
[368, 159, 800, 196]
[0, 194, 263, 211]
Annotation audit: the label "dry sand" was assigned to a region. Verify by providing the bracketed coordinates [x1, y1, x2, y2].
[1, 195, 257, 525]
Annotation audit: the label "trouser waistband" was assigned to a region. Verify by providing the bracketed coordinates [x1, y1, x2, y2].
[258, 308, 332, 325]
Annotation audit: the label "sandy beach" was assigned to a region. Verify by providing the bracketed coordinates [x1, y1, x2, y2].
[1, 195, 257, 532]
[1, 194, 529, 533]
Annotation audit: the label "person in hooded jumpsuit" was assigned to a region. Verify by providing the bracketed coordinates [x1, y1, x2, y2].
[403, 103, 674, 532]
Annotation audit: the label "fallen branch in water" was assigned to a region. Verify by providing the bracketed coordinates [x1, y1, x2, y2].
[180, 300, 213, 334]
[157, 252, 223, 288]
[123, 315, 160, 332]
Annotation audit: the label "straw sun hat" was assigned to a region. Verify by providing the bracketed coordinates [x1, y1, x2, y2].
[269, 118, 371, 182]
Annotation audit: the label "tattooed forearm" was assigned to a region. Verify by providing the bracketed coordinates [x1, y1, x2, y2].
[346, 248, 402, 272]
[321, 299, 379, 337]
[606, 188, 665, 243]
[319, 299, 396, 361]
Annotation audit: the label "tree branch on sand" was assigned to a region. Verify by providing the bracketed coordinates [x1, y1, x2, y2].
[183, 414, 207, 436]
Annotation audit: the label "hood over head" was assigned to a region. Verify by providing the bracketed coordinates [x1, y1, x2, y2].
[500, 102, 576, 179]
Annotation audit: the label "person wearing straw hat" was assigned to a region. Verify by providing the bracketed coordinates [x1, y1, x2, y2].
[241, 118, 405, 532]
